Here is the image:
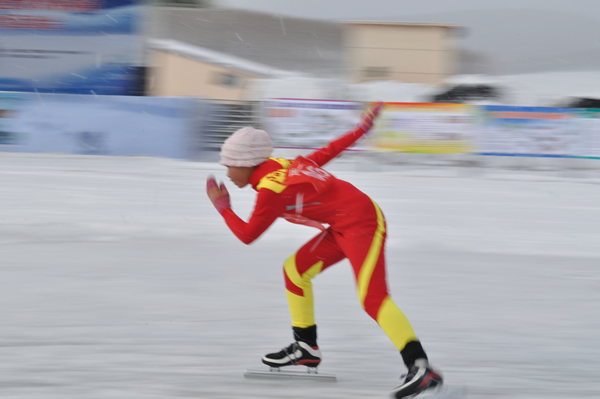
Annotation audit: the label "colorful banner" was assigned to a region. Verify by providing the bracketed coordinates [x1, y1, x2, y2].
[263, 99, 363, 149]
[0, 0, 144, 95]
[366, 103, 476, 154]
[263, 100, 476, 154]
[476, 106, 579, 157]
[263, 100, 600, 159]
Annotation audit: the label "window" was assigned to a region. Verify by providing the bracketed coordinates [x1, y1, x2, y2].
[363, 66, 390, 79]
[212, 72, 242, 88]
[154, 0, 212, 8]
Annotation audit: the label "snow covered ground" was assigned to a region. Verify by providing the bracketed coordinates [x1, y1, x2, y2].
[1, 152, 599, 399]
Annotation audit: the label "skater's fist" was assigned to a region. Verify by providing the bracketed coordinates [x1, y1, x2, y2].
[357, 101, 384, 133]
[206, 175, 230, 215]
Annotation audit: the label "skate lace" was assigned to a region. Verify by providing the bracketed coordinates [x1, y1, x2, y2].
[399, 367, 418, 384]
[283, 342, 299, 365]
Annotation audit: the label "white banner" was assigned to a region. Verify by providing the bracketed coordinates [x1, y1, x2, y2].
[263, 99, 364, 149]
[573, 109, 600, 159]
[477, 106, 579, 157]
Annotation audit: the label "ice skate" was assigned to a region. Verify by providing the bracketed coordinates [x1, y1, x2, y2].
[244, 341, 334, 381]
[262, 341, 322, 369]
[391, 362, 443, 399]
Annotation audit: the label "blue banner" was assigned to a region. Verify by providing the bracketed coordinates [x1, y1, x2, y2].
[0, 92, 197, 159]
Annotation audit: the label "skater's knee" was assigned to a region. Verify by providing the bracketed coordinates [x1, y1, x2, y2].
[284, 254, 324, 285]
[284, 255, 303, 295]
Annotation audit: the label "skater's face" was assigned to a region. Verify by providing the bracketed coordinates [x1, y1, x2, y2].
[227, 166, 254, 188]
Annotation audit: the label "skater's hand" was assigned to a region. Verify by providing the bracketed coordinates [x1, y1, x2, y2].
[206, 175, 230, 215]
[357, 101, 384, 133]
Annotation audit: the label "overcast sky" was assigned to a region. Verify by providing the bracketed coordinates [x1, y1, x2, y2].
[218, 0, 600, 21]
[215, 0, 600, 74]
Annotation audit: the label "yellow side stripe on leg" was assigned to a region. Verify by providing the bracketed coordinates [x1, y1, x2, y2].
[287, 290, 315, 328]
[284, 254, 303, 290]
[284, 254, 324, 328]
[284, 255, 324, 290]
[357, 199, 386, 307]
[376, 296, 418, 350]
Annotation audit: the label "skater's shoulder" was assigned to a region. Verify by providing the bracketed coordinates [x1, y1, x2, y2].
[252, 158, 291, 193]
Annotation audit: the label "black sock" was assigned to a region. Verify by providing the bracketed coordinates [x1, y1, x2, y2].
[400, 341, 428, 369]
[292, 325, 318, 347]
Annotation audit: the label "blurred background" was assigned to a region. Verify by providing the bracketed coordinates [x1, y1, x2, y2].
[2, 3, 600, 399]
[1, 0, 600, 171]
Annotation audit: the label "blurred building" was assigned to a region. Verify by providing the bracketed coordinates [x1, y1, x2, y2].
[344, 22, 461, 85]
[146, 39, 296, 99]
[146, 8, 463, 99]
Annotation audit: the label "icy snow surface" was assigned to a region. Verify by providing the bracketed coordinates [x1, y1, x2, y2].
[1, 153, 599, 399]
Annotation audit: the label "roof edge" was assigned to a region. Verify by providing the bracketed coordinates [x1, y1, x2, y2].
[146, 38, 301, 79]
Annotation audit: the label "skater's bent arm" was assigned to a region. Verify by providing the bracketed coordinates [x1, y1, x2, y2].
[221, 190, 281, 245]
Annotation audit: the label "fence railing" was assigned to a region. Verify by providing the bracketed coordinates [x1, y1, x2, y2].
[198, 99, 262, 152]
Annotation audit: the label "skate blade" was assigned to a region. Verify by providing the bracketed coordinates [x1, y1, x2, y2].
[244, 368, 337, 382]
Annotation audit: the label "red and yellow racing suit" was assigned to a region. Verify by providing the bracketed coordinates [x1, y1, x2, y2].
[220, 126, 418, 351]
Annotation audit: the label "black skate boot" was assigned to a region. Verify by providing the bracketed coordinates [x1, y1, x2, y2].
[262, 325, 322, 368]
[262, 341, 322, 368]
[392, 341, 443, 398]
[391, 360, 443, 399]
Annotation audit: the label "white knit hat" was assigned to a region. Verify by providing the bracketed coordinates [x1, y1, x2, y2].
[220, 127, 273, 167]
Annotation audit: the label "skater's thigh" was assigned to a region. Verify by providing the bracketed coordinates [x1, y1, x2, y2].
[335, 223, 386, 275]
[293, 229, 345, 275]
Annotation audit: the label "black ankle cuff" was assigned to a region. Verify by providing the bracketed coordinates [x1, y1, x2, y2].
[400, 341, 428, 369]
[292, 325, 317, 347]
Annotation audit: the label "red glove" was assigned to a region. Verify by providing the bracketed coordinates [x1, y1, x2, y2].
[206, 175, 231, 215]
[356, 102, 384, 133]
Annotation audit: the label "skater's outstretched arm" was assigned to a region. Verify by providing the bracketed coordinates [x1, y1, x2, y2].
[306, 102, 383, 167]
